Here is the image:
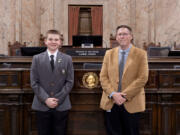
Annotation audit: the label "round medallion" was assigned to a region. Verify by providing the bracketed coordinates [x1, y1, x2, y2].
[82, 72, 99, 89]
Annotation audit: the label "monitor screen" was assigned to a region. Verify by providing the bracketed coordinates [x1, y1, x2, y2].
[168, 50, 180, 56]
[73, 35, 102, 46]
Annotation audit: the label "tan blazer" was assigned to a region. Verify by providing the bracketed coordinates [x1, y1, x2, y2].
[100, 45, 149, 113]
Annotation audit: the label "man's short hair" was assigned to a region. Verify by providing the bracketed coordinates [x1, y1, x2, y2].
[46, 29, 62, 40]
[116, 25, 132, 33]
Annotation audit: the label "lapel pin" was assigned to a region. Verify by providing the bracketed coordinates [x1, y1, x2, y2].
[62, 69, 65, 74]
[58, 58, 62, 63]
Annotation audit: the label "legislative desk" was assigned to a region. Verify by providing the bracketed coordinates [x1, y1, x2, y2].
[0, 56, 180, 135]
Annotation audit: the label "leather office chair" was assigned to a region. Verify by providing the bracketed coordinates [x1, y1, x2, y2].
[148, 46, 171, 57]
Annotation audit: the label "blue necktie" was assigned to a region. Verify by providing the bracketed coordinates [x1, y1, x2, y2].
[118, 51, 125, 91]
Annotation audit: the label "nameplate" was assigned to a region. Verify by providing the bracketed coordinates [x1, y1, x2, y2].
[62, 48, 109, 56]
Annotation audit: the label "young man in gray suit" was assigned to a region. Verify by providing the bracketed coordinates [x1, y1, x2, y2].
[30, 30, 74, 135]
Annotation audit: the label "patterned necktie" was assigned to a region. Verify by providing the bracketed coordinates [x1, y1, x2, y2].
[50, 55, 54, 71]
[118, 51, 125, 91]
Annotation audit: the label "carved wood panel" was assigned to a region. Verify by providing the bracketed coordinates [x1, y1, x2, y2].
[22, 70, 31, 89]
[0, 69, 179, 135]
[175, 107, 180, 135]
[145, 70, 158, 89]
[0, 71, 21, 89]
[0, 105, 21, 135]
[159, 71, 180, 89]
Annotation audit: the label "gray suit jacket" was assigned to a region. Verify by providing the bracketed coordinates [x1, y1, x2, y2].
[30, 51, 74, 111]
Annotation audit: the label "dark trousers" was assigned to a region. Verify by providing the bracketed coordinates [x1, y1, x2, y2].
[36, 109, 69, 135]
[105, 104, 140, 135]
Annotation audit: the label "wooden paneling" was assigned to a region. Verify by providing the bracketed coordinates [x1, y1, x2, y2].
[22, 70, 30, 89]
[145, 70, 158, 89]
[0, 93, 22, 135]
[0, 57, 180, 135]
[159, 71, 180, 89]
[0, 71, 21, 89]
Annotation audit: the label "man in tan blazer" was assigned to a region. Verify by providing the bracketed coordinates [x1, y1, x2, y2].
[100, 25, 149, 135]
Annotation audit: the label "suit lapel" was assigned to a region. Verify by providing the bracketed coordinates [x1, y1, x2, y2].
[113, 47, 120, 83]
[43, 52, 52, 73]
[54, 51, 63, 74]
[122, 45, 135, 78]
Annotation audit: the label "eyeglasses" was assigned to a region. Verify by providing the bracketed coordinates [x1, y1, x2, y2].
[118, 33, 130, 36]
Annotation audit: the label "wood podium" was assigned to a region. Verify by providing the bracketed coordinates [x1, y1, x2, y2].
[0, 56, 180, 135]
